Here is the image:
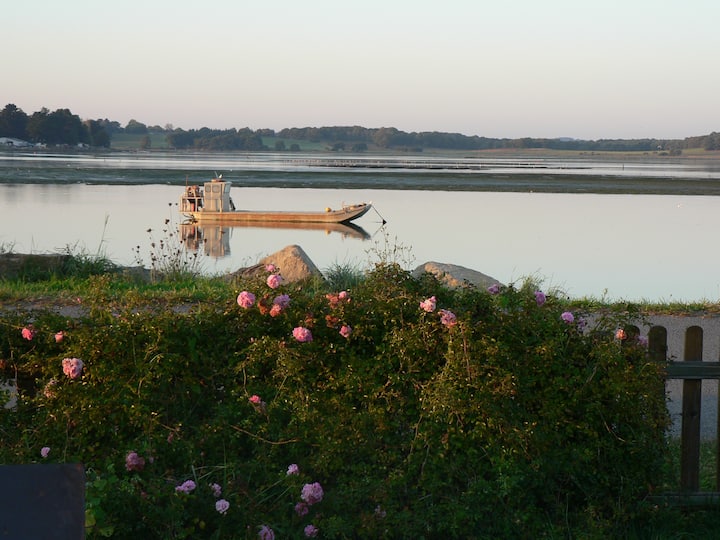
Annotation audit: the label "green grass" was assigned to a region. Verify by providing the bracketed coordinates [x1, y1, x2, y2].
[110, 132, 170, 150]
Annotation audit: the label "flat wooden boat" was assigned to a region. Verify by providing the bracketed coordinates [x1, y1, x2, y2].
[180, 177, 371, 224]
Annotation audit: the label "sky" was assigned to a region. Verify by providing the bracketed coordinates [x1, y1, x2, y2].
[4, 0, 720, 140]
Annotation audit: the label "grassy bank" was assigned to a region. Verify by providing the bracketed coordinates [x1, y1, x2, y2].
[1, 253, 719, 538]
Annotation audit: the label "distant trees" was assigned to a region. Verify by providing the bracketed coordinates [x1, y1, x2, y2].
[0, 104, 28, 139]
[166, 127, 265, 151]
[84, 120, 111, 148]
[0, 104, 111, 147]
[26, 108, 88, 145]
[1, 102, 719, 154]
[125, 119, 148, 134]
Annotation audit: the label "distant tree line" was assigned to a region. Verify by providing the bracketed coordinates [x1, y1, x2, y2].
[2, 102, 719, 153]
[165, 127, 264, 151]
[0, 103, 120, 148]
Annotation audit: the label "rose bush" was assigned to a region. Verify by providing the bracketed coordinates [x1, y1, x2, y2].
[0, 263, 669, 538]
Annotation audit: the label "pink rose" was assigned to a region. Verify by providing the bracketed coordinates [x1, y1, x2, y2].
[249, 394, 262, 404]
[293, 327, 313, 343]
[295, 502, 309, 516]
[21, 327, 35, 341]
[125, 451, 146, 472]
[265, 263, 276, 273]
[237, 291, 256, 308]
[615, 328, 627, 340]
[339, 325, 352, 338]
[273, 294, 291, 309]
[175, 480, 196, 493]
[561, 311, 575, 324]
[215, 499, 230, 514]
[487, 283, 501, 295]
[301, 482, 324, 505]
[40, 447, 50, 458]
[62, 357, 84, 379]
[304, 524, 319, 538]
[419, 296, 436, 312]
[534, 290, 546, 306]
[266, 274, 283, 289]
[258, 525, 275, 540]
[439, 309, 457, 328]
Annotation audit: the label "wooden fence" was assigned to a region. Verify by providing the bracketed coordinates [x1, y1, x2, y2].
[644, 318, 720, 505]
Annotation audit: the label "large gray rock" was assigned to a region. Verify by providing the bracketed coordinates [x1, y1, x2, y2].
[231, 245, 322, 283]
[413, 261, 501, 290]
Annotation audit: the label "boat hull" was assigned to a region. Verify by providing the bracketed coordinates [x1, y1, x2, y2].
[184, 203, 372, 224]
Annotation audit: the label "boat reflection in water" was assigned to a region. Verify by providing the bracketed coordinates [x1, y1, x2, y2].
[180, 220, 371, 259]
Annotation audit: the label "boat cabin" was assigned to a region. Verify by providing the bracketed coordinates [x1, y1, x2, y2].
[180, 178, 235, 213]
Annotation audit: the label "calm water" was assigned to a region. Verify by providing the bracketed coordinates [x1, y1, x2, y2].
[2, 152, 720, 302]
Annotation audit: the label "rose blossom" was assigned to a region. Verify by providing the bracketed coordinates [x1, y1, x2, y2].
[237, 291, 256, 308]
[301, 482, 324, 505]
[54, 331, 65, 343]
[487, 283, 501, 295]
[175, 480, 196, 493]
[249, 394, 267, 414]
[215, 499, 230, 514]
[210, 483, 222, 497]
[258, 525, 275, 540]
[326, 290, 350, 307]
[295, 502, 309, 517]
[439, 309, 457, 328]
[43, 379, 58, 399]
[273, 294, 291, 309]
[339, 324, 352, 338]
[21, 327, 35, 341]
[534, 290, 546, 306]
[125, 451, 146, 472]
[561, 311, 575, 324]
[304, 524, 319, 538]
[266, 274, 283, 289]
[265, 263, 276, 273]
[293, 327, 313, 343]
[615, 328, 627, 340]
[287, 463, 299, 475]
[62, 357, 84, 379]
[41, 447, 50, 458]
[269, 304, 283, 317]
[419, 296, 436, 313]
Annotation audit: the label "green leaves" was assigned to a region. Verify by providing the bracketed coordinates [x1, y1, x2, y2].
[0, 268, 670, 538]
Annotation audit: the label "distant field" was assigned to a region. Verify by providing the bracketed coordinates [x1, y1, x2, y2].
[110, 132, 170, 150]
[110, 133, 330, 152]
[107, 132, 720, 161]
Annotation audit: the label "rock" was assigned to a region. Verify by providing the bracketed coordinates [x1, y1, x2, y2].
[413, 261, 501, 290]
[230, 245, 323, 283]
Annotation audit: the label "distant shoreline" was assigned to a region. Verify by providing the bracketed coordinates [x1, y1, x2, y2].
[2, 149, 720, 196]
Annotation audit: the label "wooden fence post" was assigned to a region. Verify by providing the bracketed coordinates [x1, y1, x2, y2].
[681, 325, 703, 491]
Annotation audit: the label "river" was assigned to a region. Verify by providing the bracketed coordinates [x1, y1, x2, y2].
[2, 150, 720, 302]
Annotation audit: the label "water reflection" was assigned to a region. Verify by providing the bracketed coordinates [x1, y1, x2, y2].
[180, 221, 371, 260]
[3, 181, 720, 302]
